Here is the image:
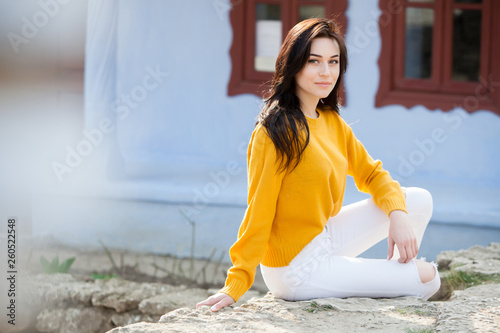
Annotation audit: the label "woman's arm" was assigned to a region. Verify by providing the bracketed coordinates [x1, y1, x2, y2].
[343, 119, 406, 216]
[197, 125, 285, 311]
[342, 120, 417, 262]
[196, 293, 235, 312]
[388, 210, 418, 263]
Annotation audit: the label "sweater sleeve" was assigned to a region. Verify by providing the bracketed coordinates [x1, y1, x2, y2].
[219, 125, 285, 302]
[343, 120, 407, 216]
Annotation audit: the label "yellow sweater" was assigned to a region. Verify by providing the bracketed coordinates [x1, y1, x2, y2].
[219, 108, 406, 302]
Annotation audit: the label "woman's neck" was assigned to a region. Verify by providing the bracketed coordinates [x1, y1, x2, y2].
[299, 98, 319, 118]
[296, 90, 320, 118]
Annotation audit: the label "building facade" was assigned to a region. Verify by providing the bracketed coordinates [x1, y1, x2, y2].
[30, 0, 500, 256]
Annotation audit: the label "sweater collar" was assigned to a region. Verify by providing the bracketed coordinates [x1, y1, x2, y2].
[305, 108, 321, 129]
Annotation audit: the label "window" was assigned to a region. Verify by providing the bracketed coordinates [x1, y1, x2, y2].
[228, 0, 348, 97]
[376, 0, 500, 115]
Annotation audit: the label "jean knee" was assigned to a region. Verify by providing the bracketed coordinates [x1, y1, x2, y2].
[415, 260, 437, 284]
[406, 187, 433, 221]
[423, 265, 440, 300]
[412, 259, 440, 300]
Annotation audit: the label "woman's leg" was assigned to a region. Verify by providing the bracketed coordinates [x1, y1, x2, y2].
[292, 255, 440, 301]
[290, 187, 439, 300]
[261, 187, 440, 301]
[325, 187, 433, 259]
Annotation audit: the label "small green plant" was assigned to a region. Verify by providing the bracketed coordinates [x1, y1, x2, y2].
[40, 256, 75, 274]
[396, 308, 408, 315]
[395, 306, 433, 317]
[413, 309, 432, 317]
[91, 273, 118, 280]
[444, 270, 500, 291]
[404, 328, 435, 333]
[433, 267, 500, 301]
[303, 301, 334, 313]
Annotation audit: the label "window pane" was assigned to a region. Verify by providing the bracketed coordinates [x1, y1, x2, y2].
[455, 0, 482, 3]
[299, 5, 325, 21]
[452, 10, 481, 81]
[255, 4, 282, 72]
[405, 8, 434, 79]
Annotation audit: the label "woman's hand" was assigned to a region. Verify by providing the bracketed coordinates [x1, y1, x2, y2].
[196, 293, 235, 312]
[387, 210, 418, 263]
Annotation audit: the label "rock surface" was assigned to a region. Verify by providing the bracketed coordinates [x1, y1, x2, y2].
[433, 284, 500, 333]
[105, 284, 500, 333]
[15, 242, 500, 333]
[21, 272, 260, 333]
[106, 243, 500, 333]
[436, 242, 500, 274]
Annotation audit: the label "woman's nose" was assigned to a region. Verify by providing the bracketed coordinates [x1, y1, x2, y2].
[319, 61, 329, 76]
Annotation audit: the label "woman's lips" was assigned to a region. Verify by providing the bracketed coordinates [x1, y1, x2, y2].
[316, 82, 332, 88]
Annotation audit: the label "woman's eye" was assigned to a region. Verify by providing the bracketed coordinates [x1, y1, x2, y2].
[329, 60, 339, 65]
[308, 59, 319, 64]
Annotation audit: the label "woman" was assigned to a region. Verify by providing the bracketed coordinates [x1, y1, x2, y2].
[197, 18, 440, 312]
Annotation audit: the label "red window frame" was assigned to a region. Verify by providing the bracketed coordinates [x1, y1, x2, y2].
[376, 0, 500, 115]
[228, 0, 348, 97]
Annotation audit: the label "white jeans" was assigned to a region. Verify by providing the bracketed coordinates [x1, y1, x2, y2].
[260, 187, 441, 301]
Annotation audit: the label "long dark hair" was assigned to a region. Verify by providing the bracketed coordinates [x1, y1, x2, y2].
[257, 18, 348, 172]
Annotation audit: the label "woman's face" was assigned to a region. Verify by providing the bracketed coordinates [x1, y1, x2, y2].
[295, 37, 340, 103]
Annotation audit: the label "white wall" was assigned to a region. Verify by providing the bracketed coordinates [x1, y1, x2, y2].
[343, 0, 500, 225]
[35, 0, 262, 255]
[0, 0, 87, 75]
[0, 0, 88, 242]
[28, 0, 500, 257]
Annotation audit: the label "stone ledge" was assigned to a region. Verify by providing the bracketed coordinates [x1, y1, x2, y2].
[11, 243, 499, 333]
